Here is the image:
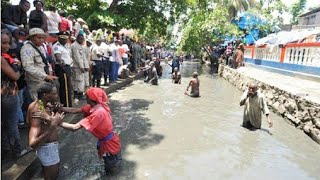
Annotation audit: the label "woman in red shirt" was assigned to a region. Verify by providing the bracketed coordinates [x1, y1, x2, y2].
[36, 87, 122, 174]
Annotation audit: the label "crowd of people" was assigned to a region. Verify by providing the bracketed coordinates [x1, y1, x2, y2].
[1, 0, 166, 162]
[1, 0, 272, 179]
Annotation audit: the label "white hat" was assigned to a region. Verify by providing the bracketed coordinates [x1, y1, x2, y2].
[77, 18, 85, 23]
[29, 28, 47, 36]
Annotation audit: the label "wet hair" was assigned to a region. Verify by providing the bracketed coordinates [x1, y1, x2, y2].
[37, 82, 55, 99]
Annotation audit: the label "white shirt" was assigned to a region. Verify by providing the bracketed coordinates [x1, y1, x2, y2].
[121, 44, 129, 58]
[109, 43, 119, 62]
[53, 42, 73, 65]
[45, 11, 61, 34]
[91, 44, 103, 61]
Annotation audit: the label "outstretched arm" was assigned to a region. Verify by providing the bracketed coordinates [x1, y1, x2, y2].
[59, 121, 83, 132]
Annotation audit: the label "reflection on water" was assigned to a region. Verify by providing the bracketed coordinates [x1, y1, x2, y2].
[58, 62, 320, 180]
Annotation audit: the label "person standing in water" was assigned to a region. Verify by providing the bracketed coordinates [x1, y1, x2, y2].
[240, 82, 272, 129]
[184, 72, 200, 97]
[172, 67, 181, 84]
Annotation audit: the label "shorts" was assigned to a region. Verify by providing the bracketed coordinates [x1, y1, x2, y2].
[103, 151, 122, 172]
[36, 142, 60, 166]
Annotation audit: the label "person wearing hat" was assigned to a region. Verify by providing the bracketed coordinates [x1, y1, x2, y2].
[29, 0, 47, 31]
[21, 28, 58, 100]
[184, 71, 200, 97]
[73, 18, 85, 38]
[53, 31, 73, 107]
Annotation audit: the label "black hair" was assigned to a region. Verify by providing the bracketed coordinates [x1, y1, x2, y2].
[37, 82, 55, 99]
[58, 10, 65, 17]
[20, 0, 30, 5]
[77, 34, 84, 39]
[48, 5, 56, 12]
[33, 0, 43, 7]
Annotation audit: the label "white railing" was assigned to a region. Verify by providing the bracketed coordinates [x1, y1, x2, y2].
[254, 46, 280, 62]
[284, 46, 320, 67]
[244, 47, 252, 59]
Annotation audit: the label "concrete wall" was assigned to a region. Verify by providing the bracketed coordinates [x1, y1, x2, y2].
[218, 64, 320, 144]
[299, 11, 320, 25]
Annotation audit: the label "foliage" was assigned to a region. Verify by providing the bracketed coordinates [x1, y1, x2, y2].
[290, 0, 307, 25]
[177, 5, 242, 55]
[44, 0, 190, 36]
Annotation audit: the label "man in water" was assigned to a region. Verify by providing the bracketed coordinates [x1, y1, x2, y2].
[57, 87, 122, 174]
[172, 67, 181, 84]
[240, 82, 272, 129]
[28, 82, 65, 180]
[184, 72, 200, 97]
[147, 61, 158, 85]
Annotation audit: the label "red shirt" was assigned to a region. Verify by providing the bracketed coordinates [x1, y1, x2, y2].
[59, 16, 70, 32]
[80, 104, 121, 157]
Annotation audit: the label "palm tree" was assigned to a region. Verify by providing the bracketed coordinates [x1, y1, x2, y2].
[223, 0, 257, 19]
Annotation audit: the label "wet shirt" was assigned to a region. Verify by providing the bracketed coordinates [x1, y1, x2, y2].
[240, 90, 270, 129]
[80, 104, 121, 157]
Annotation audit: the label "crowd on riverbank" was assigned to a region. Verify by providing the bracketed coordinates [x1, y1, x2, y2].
[1, 0, 173, 159]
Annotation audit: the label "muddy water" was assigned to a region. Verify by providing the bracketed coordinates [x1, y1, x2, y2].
[56, 62, 320, 180]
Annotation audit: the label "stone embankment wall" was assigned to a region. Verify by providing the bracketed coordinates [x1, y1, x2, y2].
[218, 65, 320, 144]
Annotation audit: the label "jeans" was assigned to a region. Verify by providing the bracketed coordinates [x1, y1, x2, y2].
[109, 61, 119, 82]
[17, 89, 24, 124]
[1, 95, 23, 152]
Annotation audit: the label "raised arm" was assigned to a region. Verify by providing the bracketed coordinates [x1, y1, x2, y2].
[240, 90, 248, 106]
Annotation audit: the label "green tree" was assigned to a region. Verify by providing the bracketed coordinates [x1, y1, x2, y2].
[177, 5, 242, 56]
[44, 0, 190, 36]
[290, 0, 307, 25]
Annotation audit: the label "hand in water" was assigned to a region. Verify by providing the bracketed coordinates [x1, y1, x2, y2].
[184, 91, 189, 96]
[268, 118, 273, 128]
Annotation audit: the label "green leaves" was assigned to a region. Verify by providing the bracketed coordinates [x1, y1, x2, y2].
[290, 0, 307, 25]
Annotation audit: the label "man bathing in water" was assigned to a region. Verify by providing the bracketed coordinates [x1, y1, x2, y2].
[240, 82, 273, 129]
[172, 67, 181, 84]
[184, 72, 200, 97]
[28, 82, 65, 180]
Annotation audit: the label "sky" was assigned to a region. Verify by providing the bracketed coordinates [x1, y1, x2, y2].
[10, 0, 320, 24]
